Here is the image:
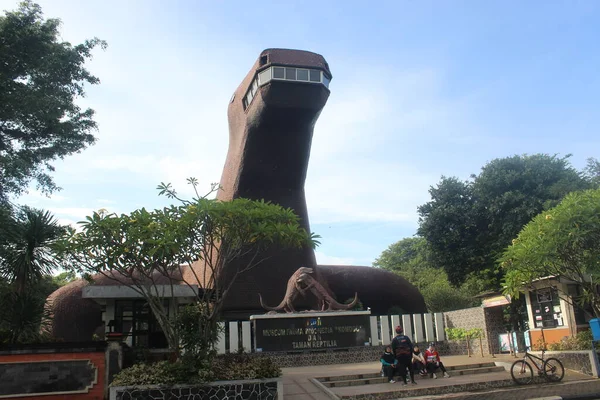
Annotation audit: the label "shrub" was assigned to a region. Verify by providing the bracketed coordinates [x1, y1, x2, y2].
[211, 353, 281, 381]
[547, 330, 593, 351]
[110, 361, 199, 386]
[110, 354, 281, 386]
[532, 330, 593, 351]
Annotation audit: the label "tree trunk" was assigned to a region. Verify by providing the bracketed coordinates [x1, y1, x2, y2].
[145, 297, 180, 359]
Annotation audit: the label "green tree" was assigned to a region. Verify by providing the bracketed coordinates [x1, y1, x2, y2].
[374, 237, 480, 311]
[0, 273, 70, 344]
[61, 180, 319, 358]
[0, 1, 106, 201]
[502, 188, 600, 318]
[583, 157, 600, 188]
[0, 206, 65, 343]
[416, 177, 485, 286]
[0, 206, 65, 294]
[0, 287, 52, 343]
[50, 271, 76, 287]
[418, 154, 590, 288]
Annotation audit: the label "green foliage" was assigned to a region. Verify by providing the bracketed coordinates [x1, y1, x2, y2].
[374, 237, 428, 272]
[418, 154, 590, 288]
[110, 355, 281, 386]
[547, 330, 593, 351]
[0, 206, 65, 343]
[51, 271, 77, 287]
[0, 290, 52, 343]
[211, 353, 281, 381]
[61, 179, 319, 356]
[0, 206, 65, 293]
[445, 328, 483, 341]
[110, 361, 200, 386]
[175, 303, 219, 363]
[583, 158, 600, 188]
[445, 328, 466, 341]
[374, 237, 480, 311]
[0, 1, 106, 201]
[467, 328, 484, 339]
[502, 188, 600, 317]
[417, 177, 484, 287]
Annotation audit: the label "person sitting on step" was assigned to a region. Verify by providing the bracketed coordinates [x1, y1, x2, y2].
[412, 345, 427, 376]
[425, 342, 450, 379]
[380, 345, 398, 383]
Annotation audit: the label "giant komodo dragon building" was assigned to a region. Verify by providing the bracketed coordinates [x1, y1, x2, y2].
[48, 49, 427, 343]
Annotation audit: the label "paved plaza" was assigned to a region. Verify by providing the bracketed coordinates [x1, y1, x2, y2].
[282, 354, 600, 400]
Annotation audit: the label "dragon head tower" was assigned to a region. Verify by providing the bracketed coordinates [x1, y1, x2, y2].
[47, 49, 427, 343]
[214, 49, 331, 317]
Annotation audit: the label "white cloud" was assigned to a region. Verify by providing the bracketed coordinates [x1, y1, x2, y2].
[48, 207, 104, 221]
[303, 63, 479, 226]
[55, 218, 80, 228]
[97, 199, 116, 204]
[1, 0, 484, 264]
[16, 191, 67, 205]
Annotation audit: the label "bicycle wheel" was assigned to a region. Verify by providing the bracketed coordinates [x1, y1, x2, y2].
[543, 357, 564, 382]
[511, 360, 534, 385]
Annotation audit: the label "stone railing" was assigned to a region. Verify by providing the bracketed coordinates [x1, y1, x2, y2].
[530, 350, 599, 377]
[109, 378, 282, 400]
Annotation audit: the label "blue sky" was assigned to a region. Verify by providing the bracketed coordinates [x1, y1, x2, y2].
[4, 0, 600, 266]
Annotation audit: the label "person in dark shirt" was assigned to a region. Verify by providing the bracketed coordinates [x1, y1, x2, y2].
[391, 326, 416, 385]
[380, 345, 398, 383]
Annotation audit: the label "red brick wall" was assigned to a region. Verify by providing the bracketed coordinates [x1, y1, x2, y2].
[0, 351, 105, 400]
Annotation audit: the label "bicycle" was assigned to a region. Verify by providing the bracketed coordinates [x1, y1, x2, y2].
[510, 347, 565, 385]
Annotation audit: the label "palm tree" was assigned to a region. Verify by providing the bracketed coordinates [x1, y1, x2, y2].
[0, 206, 65, 294]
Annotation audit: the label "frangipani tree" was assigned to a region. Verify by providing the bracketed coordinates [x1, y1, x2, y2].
[60, 180, 319, 358]
[501, 189, 600, 318]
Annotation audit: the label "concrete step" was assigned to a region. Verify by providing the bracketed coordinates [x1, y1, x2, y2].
[451, 366, 506, 376]
[447, 362, 497, 371]
[320, 365, 505, 388]
[316, 362, 498, 384]
[335, 377, 516, 399]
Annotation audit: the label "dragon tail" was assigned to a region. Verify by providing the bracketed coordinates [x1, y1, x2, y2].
[258, 293, 286, 311]
[340, 292, 359, 310]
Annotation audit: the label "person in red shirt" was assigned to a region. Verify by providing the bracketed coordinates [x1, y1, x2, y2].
[425, 342, 450, 379]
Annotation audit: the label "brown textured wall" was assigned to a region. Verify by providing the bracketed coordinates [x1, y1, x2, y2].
[318, 265, 427, 314]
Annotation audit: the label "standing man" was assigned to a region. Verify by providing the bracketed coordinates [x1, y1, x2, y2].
[391, 326, 417, 385]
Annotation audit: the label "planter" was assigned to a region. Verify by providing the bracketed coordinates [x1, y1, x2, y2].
[109, 378, 282, 400]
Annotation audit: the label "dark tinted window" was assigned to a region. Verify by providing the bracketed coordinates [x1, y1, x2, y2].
[309, 70, 321, 82]
[285, 68, 296, 80]
[273, 67, 285, 79]
[297, 69, 309, 81]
